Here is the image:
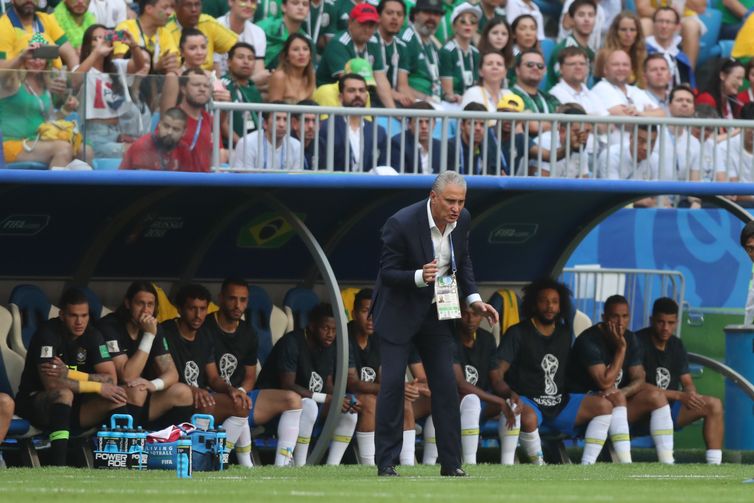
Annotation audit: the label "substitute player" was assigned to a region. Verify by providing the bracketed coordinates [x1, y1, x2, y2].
[499, 279, 614, 465]
[199, 278, 304, 467]
[162, 284, 255, 467]
[256, 303, 358, 466]
[569, 295, 676, 464]
[97, 282, 194, 429]
[16, 287, 129, 466]
[637, 297, 724, 464]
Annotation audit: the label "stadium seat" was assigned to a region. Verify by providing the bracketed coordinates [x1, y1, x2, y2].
[0, 304, 43, 466]
[80, 286, 107, 321]
[539, 39, 556, 91]
[487, 289, 522, 345]
[283, 287, 320, 332]
[8, 285, 59, 358]
[4, 162, 49, 170]
[572, 309, 592, 337]
[698, 9, 723, 64]
[717, 39, 734, 58]
[92, 158, 121, 171]
[340, 287, 361, 320]
[247, 286, 275, 366]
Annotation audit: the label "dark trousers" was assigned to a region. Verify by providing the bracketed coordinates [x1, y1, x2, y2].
[375, 310, 462, 469]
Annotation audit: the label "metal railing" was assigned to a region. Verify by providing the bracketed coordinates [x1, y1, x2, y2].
[559, 266, 685, 334]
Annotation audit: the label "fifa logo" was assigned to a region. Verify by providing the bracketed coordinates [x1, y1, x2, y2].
[541, 354, 558, 395]
[184, 361, 200, 387]
[656, 367, 671, 390]
[464, 365, 479, 386]
[219, 353, 238, 383]
[309, 371, 324, 392]
[361, 367, 377, 383]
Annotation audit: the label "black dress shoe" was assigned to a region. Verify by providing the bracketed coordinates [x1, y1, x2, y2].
[378, 466, 399, 477]
[440, 467, 467, 477]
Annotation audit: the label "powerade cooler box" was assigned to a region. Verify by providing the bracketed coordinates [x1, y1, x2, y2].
[93, 414, 148, 469]
[145, 414, 227, 471]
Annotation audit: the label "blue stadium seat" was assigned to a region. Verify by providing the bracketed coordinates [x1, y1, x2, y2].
[698, 9, 723, 64]
[282, 287, 320, 332]
[540, 39, 556, 91]
[624, 0, 637, 12]
[717, 39, 734, 58]
[247, 285, 274, 366]
[93, 158, 122, 171]
[533, 0, 564, 18]
[5, 162, 49, 170]
[8, 285, 56, 357]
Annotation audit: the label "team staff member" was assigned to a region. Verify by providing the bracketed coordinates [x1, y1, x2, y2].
[256, 303, 359, 466]
[161, 284, 255, 467]
[637, 297, 724, 465]
[16, 288, 128, 466]
[372, 171, 499, 477]
[200, 278, 305, 467]
[97, 281, 194, 428]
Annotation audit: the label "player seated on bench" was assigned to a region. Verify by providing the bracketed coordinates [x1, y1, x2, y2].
[96, 281, 194, 430]
[161, 283, 256, 467]
[15, 287, 129, 466]
[498, 279, 615, 465]
[346, 288, 428, 466]
[256, 302, 359, 466]
[199, 277, 304, 467]
[0, 392, 15, 467]
[568, 294, 676, 464]
[637, 297, 724, 465]
[439, 300, 518, 465]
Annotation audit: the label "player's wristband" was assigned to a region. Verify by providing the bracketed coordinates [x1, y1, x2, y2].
[68, 370, 90, 382]
[138, 332, 156, 353]
[79, 381, 103, 393]
[150, 378, 165, 391]
[237, 386, 247, 394]
[312, 392, 327, 403]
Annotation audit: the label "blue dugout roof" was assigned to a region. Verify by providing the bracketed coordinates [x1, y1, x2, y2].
[0, 171, 751, 283]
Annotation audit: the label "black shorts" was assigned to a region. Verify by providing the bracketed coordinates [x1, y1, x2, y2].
[15, 391, 92, 432]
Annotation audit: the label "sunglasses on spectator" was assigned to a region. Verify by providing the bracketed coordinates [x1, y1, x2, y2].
[524, 61, 545, 70]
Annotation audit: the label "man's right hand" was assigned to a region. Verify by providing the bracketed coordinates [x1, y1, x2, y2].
[100, 383, 129, 404]
[138, 313, 158, 335]
[680, 391, 706, 411]
[405, 381, 420, 402]
[603, 321, 626, 349]
[422, 258, 438, 284]
[192, 387, 216, 409]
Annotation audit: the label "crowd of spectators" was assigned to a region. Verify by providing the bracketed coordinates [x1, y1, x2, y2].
[1, 0, 754, 189]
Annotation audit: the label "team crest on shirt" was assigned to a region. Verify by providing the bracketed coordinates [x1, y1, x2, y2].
[219, 353, 238, 383]
[184, 361, 200, 387]
[361, 366, 377, 383]
[656, 367, 671, 390]
[309, 371, 323, 392]
[76, 348, 87, 365]
[464, 365, 479, 386]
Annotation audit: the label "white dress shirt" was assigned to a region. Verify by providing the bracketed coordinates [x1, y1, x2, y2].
[550, 81, 609, 116]
[230, 131, 303, 170]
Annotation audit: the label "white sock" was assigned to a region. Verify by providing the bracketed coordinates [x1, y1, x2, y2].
[581, 414, 611, 465]
[235, 419, 253, 468]
[609, 406, 632, 464]
[650, 405, 675, 464]
[422, 415, 438, 465]
[520, 429, 544, 464]
[356, 431, 376, 465]
[460, 395, 481, 465]
[294, 398, 318, 466]
[706, 449, 722, 465]
[326, 411, 357, 465]
[275, 408, 301, 466]
[499, 413, 521, 465]
[222, 415, 246, 447]
[400, 429, 416, 466]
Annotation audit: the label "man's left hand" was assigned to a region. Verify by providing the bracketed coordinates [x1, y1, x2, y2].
[470, 301, 499, 326]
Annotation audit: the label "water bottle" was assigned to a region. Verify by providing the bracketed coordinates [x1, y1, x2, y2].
[96, 425, 108, 452]
[111, 426, 125, 453]
[215, 427, 227, 471]
[176, 438, 192, 478]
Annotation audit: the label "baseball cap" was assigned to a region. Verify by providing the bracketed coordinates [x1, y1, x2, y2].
[345, 58, 376, 86]
[450, 2, 482, 24]
[497, 93, 525, 112]
[412, 0, 444, 14]
[350, 3, 380, 23]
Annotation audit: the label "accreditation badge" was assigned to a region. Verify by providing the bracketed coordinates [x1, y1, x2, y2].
[435, 274, 461, 320]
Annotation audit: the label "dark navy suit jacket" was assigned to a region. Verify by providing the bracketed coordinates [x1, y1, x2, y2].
[389, 132, 455, 174]
[372, 199, 478, 344]
[318, 117, 387, 171]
